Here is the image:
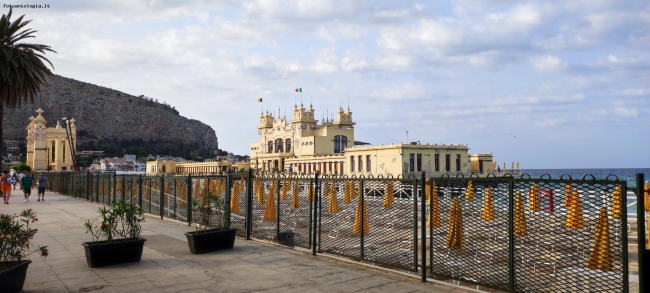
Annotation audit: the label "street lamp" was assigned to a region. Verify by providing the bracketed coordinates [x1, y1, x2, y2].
[61, 118, 77, 172]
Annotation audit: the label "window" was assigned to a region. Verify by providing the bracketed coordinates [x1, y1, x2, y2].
[351, 156, 355, 172]
[333, 135, 348, 153]
[267, 141, 273, 153]
[285, 138, 291, 153]
[358, 155, 363, 172]
[409, 154, 414, 172]
[366, 155, 371, 172]
[445, 154, 451, 172]
[435, 154, 439, 172]
[456, 154, 461, 171]
[417, 154, 422, 172]
[275, 138, 283, 153]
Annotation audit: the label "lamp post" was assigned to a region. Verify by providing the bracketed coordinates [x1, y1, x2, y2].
[62, 118, 77, 172]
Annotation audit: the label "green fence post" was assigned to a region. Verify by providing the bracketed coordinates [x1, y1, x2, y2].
[112, 172, 116, 205]
[508, 179, 515, 292]
[95, 172, 99, 203]
[637, 173, 645, 293]
[225, 172, 231, 228]
[420, 173, 426, 282]
[246, 169, 253, 240]
[187, 175, 192, 226]
[312, 173, 320, 255]
[121, 175, 125, 202]
[160, 175, 164, 219]
[360, 178, 365, 259]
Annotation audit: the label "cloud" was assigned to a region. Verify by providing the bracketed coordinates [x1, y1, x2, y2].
[531, 55, 566, 71]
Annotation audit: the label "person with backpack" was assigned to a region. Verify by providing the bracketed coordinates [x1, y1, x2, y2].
[37, 173, 48, 201]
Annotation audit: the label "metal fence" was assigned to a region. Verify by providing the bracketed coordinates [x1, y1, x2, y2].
[46, 171, 642, 292]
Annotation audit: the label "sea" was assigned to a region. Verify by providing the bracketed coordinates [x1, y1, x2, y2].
[520, 168, 650, 218]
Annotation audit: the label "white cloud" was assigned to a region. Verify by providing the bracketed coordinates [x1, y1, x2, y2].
[535, 118, 566, 127]
[531, 55, 566, 71]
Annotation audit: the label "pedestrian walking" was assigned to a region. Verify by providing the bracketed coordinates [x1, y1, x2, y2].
[37, 173, 48, 201]
[20, 172, 34, 203]
[11, 174, 18, 190]
[1, 170, 11, 204]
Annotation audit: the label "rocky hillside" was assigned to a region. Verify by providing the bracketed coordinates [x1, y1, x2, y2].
[2, 75, 219, 159]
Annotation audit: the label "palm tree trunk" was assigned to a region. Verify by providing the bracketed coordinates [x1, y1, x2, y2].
[0, 102, 4, 159]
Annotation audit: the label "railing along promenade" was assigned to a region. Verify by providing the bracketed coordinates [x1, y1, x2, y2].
[45, 170, 647, 293]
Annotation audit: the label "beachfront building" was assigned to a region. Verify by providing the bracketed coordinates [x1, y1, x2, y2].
[250, 104, 355, 175]
[25, 108, 77, 171]
[250, 104, 497, 177]
[145, 160, 250, 175]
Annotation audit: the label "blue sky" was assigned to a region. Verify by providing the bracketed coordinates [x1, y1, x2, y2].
[8, 0, 649, 168]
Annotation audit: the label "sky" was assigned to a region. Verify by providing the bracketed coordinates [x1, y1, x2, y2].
[5, 0, 649, 169]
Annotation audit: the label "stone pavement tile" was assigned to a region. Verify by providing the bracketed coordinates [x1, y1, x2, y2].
[61, 275, 105, 287]
[333, 275, 397, 291]
[162, 281, 204, 293]
[184, 272, 213, 282]
[65, 280, 111, 292]
[55, 270, 99, 281]
[147, 275, 192, 287]
[139, 270, 183, 281]
[94, 268, 140, 280]
[23, 279, 67, 292]
[311, 270, 374, 286]
[112, 280, 159, 293]
[362, 280, 446, 293]
[104, 275, 149, 286]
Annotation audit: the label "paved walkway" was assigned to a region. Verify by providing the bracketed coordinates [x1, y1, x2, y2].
[1, 191, 471, 293]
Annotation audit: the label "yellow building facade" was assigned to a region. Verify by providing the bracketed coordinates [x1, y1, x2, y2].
[26, 108, 77, 171]
[146, 160, 250, 175]
[250, 104, 496, 177]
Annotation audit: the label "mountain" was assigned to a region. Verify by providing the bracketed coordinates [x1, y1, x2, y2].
[2, 75, 219, 159]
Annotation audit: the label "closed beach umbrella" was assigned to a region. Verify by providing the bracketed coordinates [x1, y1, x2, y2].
[465, 181, 474, 202]
[291, 181, 300, 209]
[328, 183, 340, 213]
[529, 183, 540, 212]
[353, 196, 369, 235]
[446, 198, 464, 249]
[230, 180, 240, 214]
[355, 181, 361, 199]
[323, 181, 330, 197]
[383, 181, 395, 209]
[425, 179, 431, 201]
[611, 185, 622, 219]
[516, 162, 520, 169]
[254, 180, 265, 205]
[263, 182, 277, 221]
[514, 191, 528, 236]
[146, 179, 152, 200]
[481, 187, 495, 221]
[493, 161, 497, 169]
[587, 207, 613, 271]
[511, 162, 514, 169]
[343, 181, 352, 204]
[199, 179, 208, 198]
[566, 190, 585, 229]
[427, 181, 442, 227]
[564, 183, 572, 206]
[307, 183, 314, 201]
[643, 181, 650, 212]
[281, 180, 289, 200]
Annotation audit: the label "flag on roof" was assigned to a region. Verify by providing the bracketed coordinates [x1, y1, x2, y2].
[257, 98, 262, 102]
[295, 88, 302, 92]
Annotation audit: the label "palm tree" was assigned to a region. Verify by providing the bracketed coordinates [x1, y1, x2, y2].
[0, 8, 55, 155]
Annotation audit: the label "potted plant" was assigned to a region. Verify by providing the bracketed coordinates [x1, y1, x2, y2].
[185, 192, 237, 254]
[83, 201, 146, 268]
[0, 209, 48, 293]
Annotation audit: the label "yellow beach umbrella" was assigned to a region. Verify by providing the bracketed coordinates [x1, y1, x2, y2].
[587, 207, 613, 271]
[263, 183, 277, 221]
[328, 182, 340, 213]
[230, 180, 240, 214]
[611, 186, 622, 219]
[343, 181, 352, 204]
[529, 183, 540, 212]
[563, 183, 572, 206]
[511, 162, 514, 169]
[493, 161, 497, 169]
[254, 180, 265, 205]
[323, 181, 330, 197]
[465, 181, 474, 202]
[516, 162, 520, 169]
[514, 191, 528, 236]
[355, 181, 361, 199]
[383, 181, 395, 209]
[446, 198, 464, 249]
[291, 181, 300, 209]
[307, 183, 314, 201]
[281, 180, 289, 200]
[199, 179, 208, 198]
[481, 187, 495, 221]
[146, 179, 152, 199]
[643, 181, 650, 212]
[427, 181, 441, 227]
[353, 197, 369, 235]
[425, 179, 431, 201]
[566, 190, 585, 229]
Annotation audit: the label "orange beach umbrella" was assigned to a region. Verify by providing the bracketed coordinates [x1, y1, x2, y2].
[263, 182, 277, 221]
[353, 196, 369, 235]
[291, 181, 300, 209]
[343, 181, 352, 204]
[465, 181, 474, 202]
[587, 207, 613, 271]
[254, 180, 265, 205]
[563, 183, 572, 206]
[514, 191, 528, 236]
[566, 190, 584, 229]
[383, 181, 395, 209]
[230, 180, 241, 214]
[644, 181, 649, 212]
[611, 185, 622, 219]
[281, 180, 289, 200]
[446, 198, 464, 249]
[481, 187, 495, 221]
[328, 182, 340, 213]
[529, 183, 540, 212]
[427, 181, 441, 227]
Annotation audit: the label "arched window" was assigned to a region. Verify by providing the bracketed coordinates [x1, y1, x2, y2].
[267, 141, 273, 153]
[285, 138, 291, 153]
[333, 135, 348, 153]
[275, 138, 283, 153]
